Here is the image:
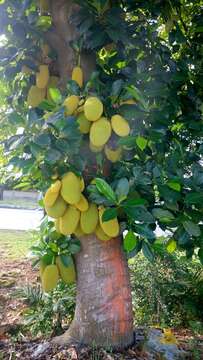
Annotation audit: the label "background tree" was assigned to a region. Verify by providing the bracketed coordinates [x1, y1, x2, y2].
[0, 0, 202, 349]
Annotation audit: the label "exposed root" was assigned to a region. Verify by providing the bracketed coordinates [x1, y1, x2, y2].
[51, 329, 79, 347]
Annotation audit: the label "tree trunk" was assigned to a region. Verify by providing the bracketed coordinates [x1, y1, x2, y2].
[53, 234, 134, 349]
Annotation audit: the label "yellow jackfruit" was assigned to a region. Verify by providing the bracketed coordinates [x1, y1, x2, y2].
[74, 224, 85, 238]
[44, 180, 62, 207]
[41, 43, 50, 57]
[61, 172, 81, 205]
[27, 85, 46, 107]
[89, 142, 104, 153]
[55, 219, 61, 233]
[59, 206, 80, 235]
[95, 225, 111, 241]
[99, 206, 119, 237]
[75, 194, 89, 212]
[45, 195, 67, 218]
[90, 117, 111, 147]
[56, 257, 76, 284]
[104, 145, 122, 163]
[64, 95, 79, 115]
[41, 264, 59, 292]
[80, 203, 98, 234]
[36, 65, 49, 89]
[72, 66, 83, 88]
[76, 105, 84, 114]
[111, 114, 130, 137]
[77, 113, 91, 134]
[84, 97, 103, 122]
[39, 260, 46, 279]
[80, 177, 85, 192]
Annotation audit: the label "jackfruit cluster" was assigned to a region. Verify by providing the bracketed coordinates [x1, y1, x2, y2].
[40, 257, 76, 293]
[44, 173, 120, 242]
[62, 67, 132, 163]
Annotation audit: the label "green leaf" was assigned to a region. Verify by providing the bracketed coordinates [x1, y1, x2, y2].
[102, 208, 118, 222]
[115, 178, 129, 202]
[48, 88, 62, 104]
[118, 136, 136, 147]
[183, 221, 201, 237]
[152, 208, 175, 223]
[166, 239, 177, 253]
[60, 254, 73, 267]
[142, 242, 154, 262]
[126, 85, 148, 110]
[34, 134, 51, 147]
[45, 149, 61, 164]
[111, 79, 124, 97]
[134, 224, 155, 240]
[198, 248, 203, 265]
[95, 178, 117, 203]
[122, 198, 147, 207]
[185, 192, 203, 205]
[123, 231, 137, 252]
[167, 181, 181, 192]
[124, 205, 154, 223]
[136, 136, 148, 151]
[69, 241, 81, 254]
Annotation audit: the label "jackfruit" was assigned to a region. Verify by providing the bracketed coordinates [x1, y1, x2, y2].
[72, 66, 83, 88]
[56, 257, 76, 284]
[45, 195, 67, 218]
[89, 142, 104, 153]
[39, 260, 46, 279]
[61, 172, 81, 205]
[64, 95, 79, 115]
[59, 206, 80, 235]
[77, 113, 91, 134]
[74, 224, 85, 238]
[104, 145, 122, 163]
[95, 224, 111, 241]
[47, 76, 59, 101]
[84, 97, 103, 122]
[90, 117, 111, 147]
[111, 114, 130, 137]
[41, 264, 59, 292]
[44, 180, 61, 207]
[55, 218, 61, 233]
[75, 194, 89, 212]
[80, 177, 85, 192]
[39, 0, 50, 12]
[27, 85, 46, 107]
[36, 65, 49, 88]
[22, 65, 32, 74]
[120, 99, 136, 105]
[99, 206, 119, 237]
[80, 203, 98, 234]
[41, 43, 50, 57]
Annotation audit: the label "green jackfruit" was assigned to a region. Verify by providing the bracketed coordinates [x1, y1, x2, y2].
[80, 203, 98, 234]
[99, 206, 119, 237]
[90, 117, 111, 147]
[27, 85, 46, 107]
[84, 97, 103, 121]
[61, 172, 81, 205]
[59, 206, 80, 235]
[95, 225, 111, 241]
[75, 194, 89, 212]
[42, 264, 59, 292]
[39, 260, 46, 279]
[64, 95, 79, 115]
[80, 177, 85, 192]
[111, 114, 130, 137]
[104, 145, 122, 163]
[77, 113, 91, 134]
[72, 66, 83, 88]
[45, 195, 67, 218]
[56, 257, 76, 284]
[89, 142, 104, 153]
[44, 180, 61, 207]
[36, 65, 49, 88]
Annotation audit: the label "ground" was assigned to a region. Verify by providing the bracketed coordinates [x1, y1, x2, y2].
[0, 230, 202, 359]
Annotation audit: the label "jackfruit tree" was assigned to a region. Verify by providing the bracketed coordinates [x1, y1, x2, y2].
[1, 0, 203, 349]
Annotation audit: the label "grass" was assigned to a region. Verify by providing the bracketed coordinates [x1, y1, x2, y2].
[0, 230, 35, 259]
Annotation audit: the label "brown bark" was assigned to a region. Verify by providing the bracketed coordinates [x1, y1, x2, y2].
[53, 234, 134, 349]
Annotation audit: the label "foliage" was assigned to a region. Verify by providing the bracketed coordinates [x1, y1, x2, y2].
[129, 246, 203, 328]
[0, 0, 202, 263]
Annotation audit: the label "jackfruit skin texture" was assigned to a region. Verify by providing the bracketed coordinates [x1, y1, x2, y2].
[104, 145, 122, 163]
[45, 195, 67, 218]
[61, 172, 81, 205]
[39, 260, 46, 279]
[59, 206, 80, 235]
[99, 206, 119, 237]
[44, 180, 61, 207]
[77, 113, 91, 134]
[75, 194, 89, 212]
[64, 95, 79, 115]
[89, 142, 104, 153]
[74, 224, 85, 238]
[90, 117, 112, 147]
[56, 257, 76, 284]
[72, 66, 83, 88]
[42, 264, 59, 293]
[80, 203, 99, 234]
[84, 97, 103, 122]
[95, 225, 111, 241]
[111, 114, 130, 137]
[27, 85, 46, 107]
[36, 65, 49, 89]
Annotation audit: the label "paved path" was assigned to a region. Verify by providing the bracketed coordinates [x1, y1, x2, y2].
[0, 208, 43, 230]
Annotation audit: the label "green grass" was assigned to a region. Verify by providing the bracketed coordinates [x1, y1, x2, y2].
[0, 230, 35, 259]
